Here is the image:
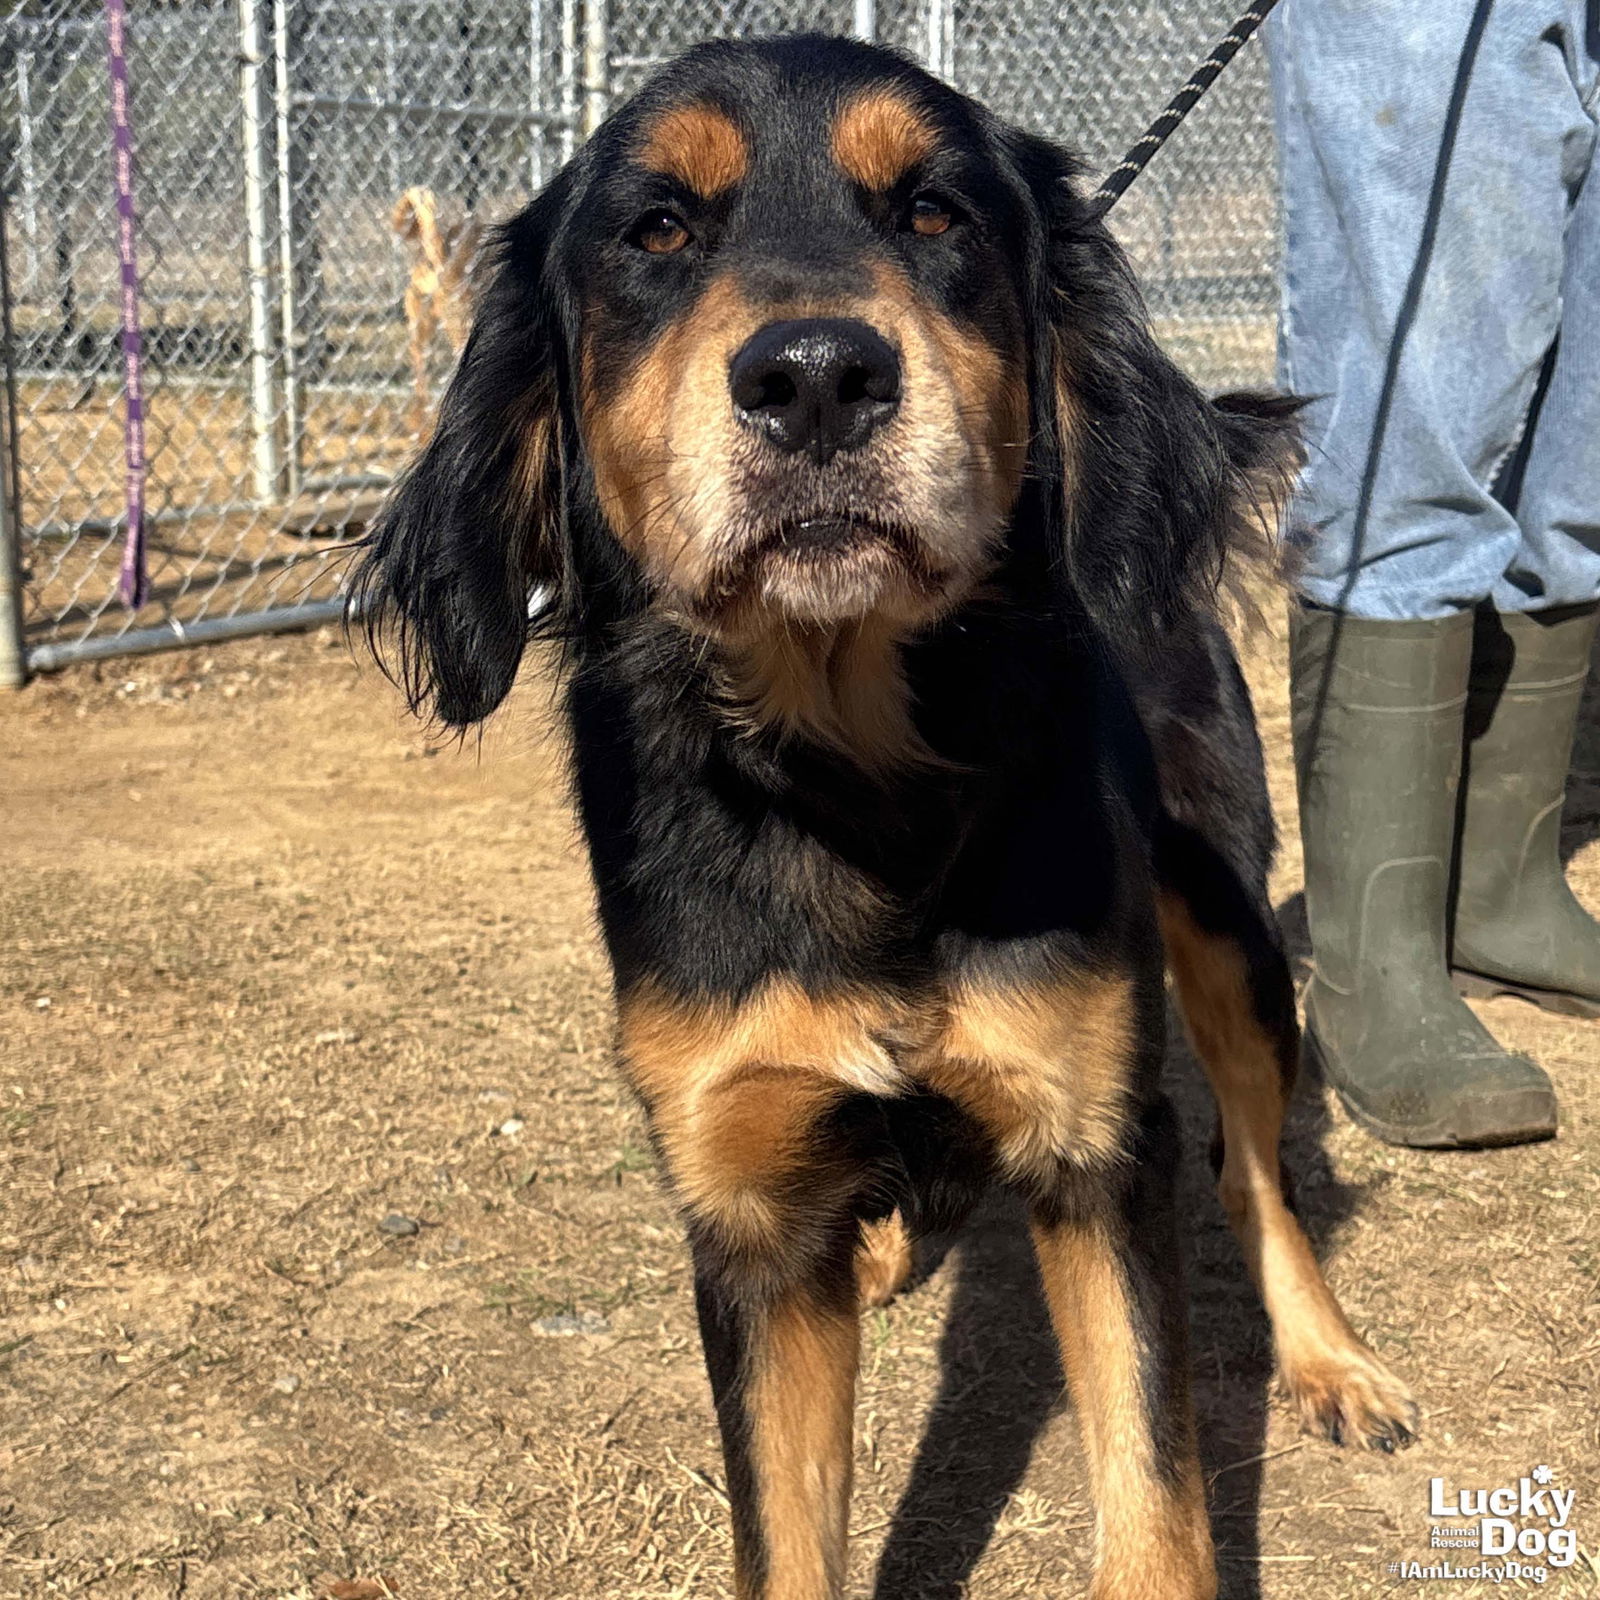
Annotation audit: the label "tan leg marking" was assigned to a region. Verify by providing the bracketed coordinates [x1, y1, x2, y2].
[1032, 1217, 1217, 1600]
[741, 1294, 860, 1600]
[916, 970, 1136, 1183]
[620, 984, 889, 1599]
[1159, 894, 1417, 1449]
[855, 1212, 913, 1309]
[618, 980, 921, 1247]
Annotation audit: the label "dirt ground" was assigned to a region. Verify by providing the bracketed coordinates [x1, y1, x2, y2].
[3, 618, 1598, 1599]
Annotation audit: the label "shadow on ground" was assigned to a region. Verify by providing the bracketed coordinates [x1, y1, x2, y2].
[871, 1197, 1062, 1600]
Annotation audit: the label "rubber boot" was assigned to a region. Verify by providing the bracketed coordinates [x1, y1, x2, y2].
[1452, 602, 1600, 1016]
[1291, 605, 1557, 1148]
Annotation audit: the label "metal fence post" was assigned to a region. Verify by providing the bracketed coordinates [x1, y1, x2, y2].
[40, 29, 81, 369]
[14, 45, 42, 292]
[0, 187, 26, 690]
[0, 447, 22, 689]
[237, 0, 286, 506]
[456, 15, 486, 210]
[271, 0, 305, 497]
[925, 0, 953, 81]
[559, 0, 579, 161]
[853, 0, 877, 41]
[581, 0, 608, 139]
[528, 0, 547, 191]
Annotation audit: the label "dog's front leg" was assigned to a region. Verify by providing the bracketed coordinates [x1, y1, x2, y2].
[693, 1251, 859, 1600]
[653, 1067, 868, 1600]
[1031, 1098, 1217, 1600]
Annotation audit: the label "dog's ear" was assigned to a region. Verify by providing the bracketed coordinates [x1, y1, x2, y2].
[354, 182, 572, 727]
[1014, 135, 1302, 640]
[390, 188, 423, 243]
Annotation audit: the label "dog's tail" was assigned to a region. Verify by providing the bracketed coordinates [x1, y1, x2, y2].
[1210, 390, 1308, 630]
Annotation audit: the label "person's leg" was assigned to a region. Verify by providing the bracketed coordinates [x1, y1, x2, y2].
[1270, 0, 1584, 619]
[1456, 39, 1600, 1011]
[1452, 603, 1600, 1012]
[1291, 607, 1556, 1147]
[1269, 0, 1583, 1144]
[1493, 8, 1600, 615]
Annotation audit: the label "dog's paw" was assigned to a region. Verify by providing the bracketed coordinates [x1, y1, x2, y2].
[855, 1212, 913, 1310]
[1280, 1345, 1419, 1453]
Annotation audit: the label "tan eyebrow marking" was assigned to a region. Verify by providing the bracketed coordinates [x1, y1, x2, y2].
[637, 102, 749, 197]
[831, 86, 938, 190]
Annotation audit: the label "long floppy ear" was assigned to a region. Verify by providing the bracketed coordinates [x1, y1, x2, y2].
[1014, 133, 1302, 641]
[352, 179, 572, 728]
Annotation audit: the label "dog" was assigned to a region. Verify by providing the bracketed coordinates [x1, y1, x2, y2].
[390, 185, 481, 431]
[356, 36, 1417, 1600]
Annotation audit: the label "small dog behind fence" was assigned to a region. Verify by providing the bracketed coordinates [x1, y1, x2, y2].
[390, 185, 481, 434]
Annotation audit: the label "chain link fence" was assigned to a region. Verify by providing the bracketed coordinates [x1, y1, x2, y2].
[0, 0, 1281, 683]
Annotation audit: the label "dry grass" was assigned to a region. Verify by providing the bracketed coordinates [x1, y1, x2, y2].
[2, 620, 1598, 1599]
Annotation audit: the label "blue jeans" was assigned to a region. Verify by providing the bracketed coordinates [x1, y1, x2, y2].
[1268, 0, 1600, 619]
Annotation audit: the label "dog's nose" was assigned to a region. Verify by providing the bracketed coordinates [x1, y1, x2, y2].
[729, 318, 900, 464]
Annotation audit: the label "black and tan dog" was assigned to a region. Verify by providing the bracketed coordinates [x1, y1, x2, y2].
[356, 35, 1417, 1600]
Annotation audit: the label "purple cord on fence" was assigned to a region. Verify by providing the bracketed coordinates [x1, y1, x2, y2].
[105, 0, 148, 609]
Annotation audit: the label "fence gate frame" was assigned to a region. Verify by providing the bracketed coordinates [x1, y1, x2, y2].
[1, 187, 24, 691]
[0, 0, 606, 684]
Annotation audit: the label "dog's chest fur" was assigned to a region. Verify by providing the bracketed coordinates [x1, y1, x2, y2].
[566, 601, 1151, 999]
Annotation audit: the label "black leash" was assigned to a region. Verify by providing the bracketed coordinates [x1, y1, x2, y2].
[1089, 0, 1284, 220]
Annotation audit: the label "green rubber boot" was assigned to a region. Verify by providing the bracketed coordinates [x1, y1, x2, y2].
[1291, 606, 1557, 1149]
[1451, 603, 1600, 1017]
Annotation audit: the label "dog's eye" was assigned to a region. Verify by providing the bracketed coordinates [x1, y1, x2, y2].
[630, 210, 692, 255]
[909, 193, 953, 237]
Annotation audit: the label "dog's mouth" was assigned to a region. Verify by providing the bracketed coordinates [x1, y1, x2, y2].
[699, 513, 947, 625]
[755, 514, 920, 562]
